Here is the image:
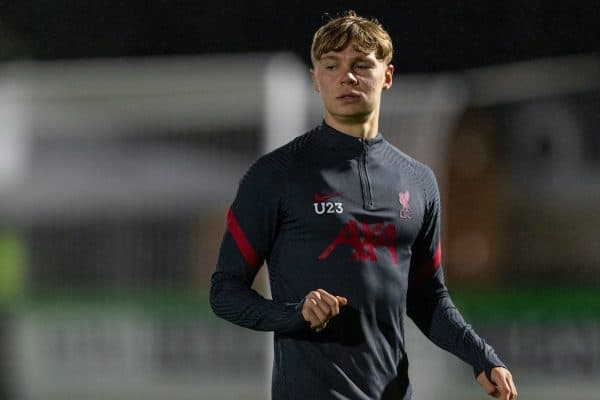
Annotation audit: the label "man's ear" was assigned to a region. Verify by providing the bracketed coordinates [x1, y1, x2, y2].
[383, 64, 394, 90]
[310, 68, 319, 92]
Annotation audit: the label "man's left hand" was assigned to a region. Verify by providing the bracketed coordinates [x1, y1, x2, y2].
[476, 367, 517, 399]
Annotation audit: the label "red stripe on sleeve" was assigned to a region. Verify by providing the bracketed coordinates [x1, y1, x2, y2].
[226, 208, 261, 269]
[411, 244, 442, 287]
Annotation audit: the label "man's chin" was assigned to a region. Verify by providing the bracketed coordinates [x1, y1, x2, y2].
[330, 112, 372, 124]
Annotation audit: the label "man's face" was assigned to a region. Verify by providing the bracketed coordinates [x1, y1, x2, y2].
[311, 42, 393, 125]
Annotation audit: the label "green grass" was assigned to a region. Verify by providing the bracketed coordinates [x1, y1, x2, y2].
[0, 230, 26, 304]
[7, 284, 600, 322]
[13, 286, 216, 321]
[450, 285, 600, 322]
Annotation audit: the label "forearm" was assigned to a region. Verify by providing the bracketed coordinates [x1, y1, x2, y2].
[415, 293, 506, 377]
[210, 271, 306, 334]
[406, 167, 507, 379]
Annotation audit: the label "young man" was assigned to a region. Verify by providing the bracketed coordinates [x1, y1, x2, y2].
[210, 10, 517, 400]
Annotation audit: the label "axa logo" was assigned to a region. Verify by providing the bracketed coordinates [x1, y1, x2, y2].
[318, 219, 398, 264]
[399, 191, 411, 219]
[313, 192, 343, 215]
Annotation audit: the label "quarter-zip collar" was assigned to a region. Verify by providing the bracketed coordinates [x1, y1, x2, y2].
[318, 122, 384, 151]
[318, 122, 380, 210]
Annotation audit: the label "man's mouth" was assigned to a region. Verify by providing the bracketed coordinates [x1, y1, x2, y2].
[337, 93, 360, 99]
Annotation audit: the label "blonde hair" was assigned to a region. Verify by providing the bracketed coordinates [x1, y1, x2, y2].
[311, 10, 393, 65]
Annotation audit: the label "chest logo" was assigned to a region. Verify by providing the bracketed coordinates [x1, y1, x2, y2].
[313, 192, 343, 215]
[399, 191, 412, 219]
[318, 219, 398, 265]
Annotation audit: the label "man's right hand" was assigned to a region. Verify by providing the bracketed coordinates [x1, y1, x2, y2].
[301, 289, 348, 332]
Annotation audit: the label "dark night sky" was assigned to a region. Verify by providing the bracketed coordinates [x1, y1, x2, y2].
[1, 1, 599, 72]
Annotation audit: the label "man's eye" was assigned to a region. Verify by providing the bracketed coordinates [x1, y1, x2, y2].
[355, 64, 369, 69]
[325, 65, 336, 70]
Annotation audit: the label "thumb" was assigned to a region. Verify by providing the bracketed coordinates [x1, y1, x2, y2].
[335, 296, 348, 306]
[476, 371, 499, 396]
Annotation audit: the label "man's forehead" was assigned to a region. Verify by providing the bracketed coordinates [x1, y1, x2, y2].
[320, 46, 376, 60]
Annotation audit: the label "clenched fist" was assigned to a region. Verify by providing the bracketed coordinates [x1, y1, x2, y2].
[301, 289, 348, 332]
[477, 367, 517, 399]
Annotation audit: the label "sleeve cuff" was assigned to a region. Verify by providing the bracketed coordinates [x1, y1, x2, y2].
[473, 347, 507, 379]
[280, 298, 310, 333]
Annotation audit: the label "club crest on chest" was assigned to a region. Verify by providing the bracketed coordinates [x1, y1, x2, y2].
[399, 191, 411, 219]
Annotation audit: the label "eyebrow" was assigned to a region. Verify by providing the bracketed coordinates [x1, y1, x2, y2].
[320, 54, 374, 62]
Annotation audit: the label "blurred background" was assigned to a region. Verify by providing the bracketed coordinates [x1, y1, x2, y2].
[1, 1, 599, 399]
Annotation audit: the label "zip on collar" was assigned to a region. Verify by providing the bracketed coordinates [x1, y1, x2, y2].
[318, 123, 384, 150]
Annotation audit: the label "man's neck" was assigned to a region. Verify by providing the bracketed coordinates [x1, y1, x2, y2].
[324, 115, 379, 139]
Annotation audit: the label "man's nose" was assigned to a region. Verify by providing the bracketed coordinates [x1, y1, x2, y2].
[340, 69, 358, 85]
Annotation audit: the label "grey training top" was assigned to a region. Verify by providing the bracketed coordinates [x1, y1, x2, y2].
[210, 123, 505, 399]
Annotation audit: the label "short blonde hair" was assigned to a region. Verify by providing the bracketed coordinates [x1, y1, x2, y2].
[311, 10, 393, 65]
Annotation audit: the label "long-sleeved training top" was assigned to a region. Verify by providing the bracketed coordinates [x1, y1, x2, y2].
[210, 123, 505, 400]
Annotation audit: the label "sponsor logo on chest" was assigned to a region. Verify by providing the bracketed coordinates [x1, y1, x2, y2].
[319, 219, 398, 264]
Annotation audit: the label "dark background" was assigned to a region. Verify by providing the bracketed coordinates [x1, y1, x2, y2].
[1, 1, 599, 72]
